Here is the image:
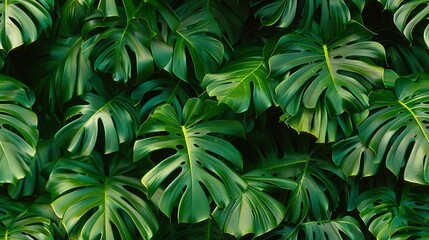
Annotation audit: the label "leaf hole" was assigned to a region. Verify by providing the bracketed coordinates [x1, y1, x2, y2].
[176, 145, 184, 150]
[333, 55, 342, 59]
[194, 132, 200, 135]
[196, 160, 202, 165]
[193, 143, 200, 148]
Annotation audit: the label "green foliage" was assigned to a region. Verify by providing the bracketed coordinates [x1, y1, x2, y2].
[1, 0, 429, 239]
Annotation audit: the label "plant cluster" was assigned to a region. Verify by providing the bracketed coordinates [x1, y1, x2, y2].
[0, 0, 429, 239]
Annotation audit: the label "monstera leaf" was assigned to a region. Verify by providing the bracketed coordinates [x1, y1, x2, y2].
[82, 14, 154, 82]
[0, 0, 53, 52]
[46, 154, 159, 240]
[271, 22, 384, 141]
[358, 76, 429, 184]
[147, 1, 225, 81]
[203, 46, 276, 115]
[260, 216, 364, 240]
[32, 35, 93, 109]
[388, 0, 429, 48]
[0, 75, 38, 184]
[213, 170, 296, 238]
[131, 77, 193, 121]
[248, 126, 342, 224]
[251, 0, 298, 28]
[8, 140, 61, 199]
[358, 185, 429, 239]
[0, 196, 53, 239]
[134, 98, 247, 223]
[55, 85, 138, 156]
[332, 135, 379, 177]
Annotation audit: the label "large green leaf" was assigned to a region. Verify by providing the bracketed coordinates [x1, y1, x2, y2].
[8, 139, 60, 199]
[134, 98, 247, 223]
[358, 77, 429, 184]
[390, 0, 429, 48]
[0, 75, 38, 184]
[358, 185, 429, 239]
[271, 22, 384, 142]
[0, 0, 53, 52]
[32, 35, 93, 109]
[213, 171, 296, 238]
[260, 216, 364, 240]
[249, 127, 342, 224]
[46, 154, 159, 240]
[148, 1, 225, 81]
[55, 86, 138, 156]
[0, 196, 53, 240]
[203, 46, 276, 115]
[82, 15, 154, 82]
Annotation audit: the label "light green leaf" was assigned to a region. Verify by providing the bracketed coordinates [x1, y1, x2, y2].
[203, 46, 276, 115]
[0, 75, 38, 184]
[46, 154, 159, 240]
[272, 22, 385, 117]
[213, 171, 295, 238]
[55, 90, 138, 156]
[0, 197, 53, 240]
[134, 98, 247, 223]
[358, 77, 429, 184]
[0, 0, 53, 52]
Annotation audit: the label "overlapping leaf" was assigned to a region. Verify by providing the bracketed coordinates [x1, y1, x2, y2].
[389, 0, 429, 48]
[0, 196, 53, 239]
[358, 77, 429, 184]
[46, 154, 159, 240]
[332, 135, 379, 177]
[271, 22, 384, 142]
[82, 17, 154, 82]
[358, 185, 429, 239]
[55, 89, 138, 156]
[249, 127, 342, 224]
[153, 219, 229, 240]
[0, 75, 38, 184]
[260, 216, 364, 240]
[32, 36, 93, 109]
[134, 98, 247, 223]
[131, 77, 193, 121]
[251, 0, 298, 28]
[213, 171, 296, 238]
[203, 46, 276, 115]
[0, 0, 53, 52]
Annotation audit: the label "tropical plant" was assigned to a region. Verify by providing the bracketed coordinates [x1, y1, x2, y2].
[1, 0, 429, 239]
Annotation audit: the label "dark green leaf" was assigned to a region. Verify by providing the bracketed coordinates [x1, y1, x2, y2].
[251, 0, 298, 28]
[0, 197, 53, 240]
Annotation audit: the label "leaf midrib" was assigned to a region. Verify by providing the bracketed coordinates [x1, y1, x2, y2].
[227, 61, 264, 97]
[398, 99, 429, 143]
[323, 45, 339, 92]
